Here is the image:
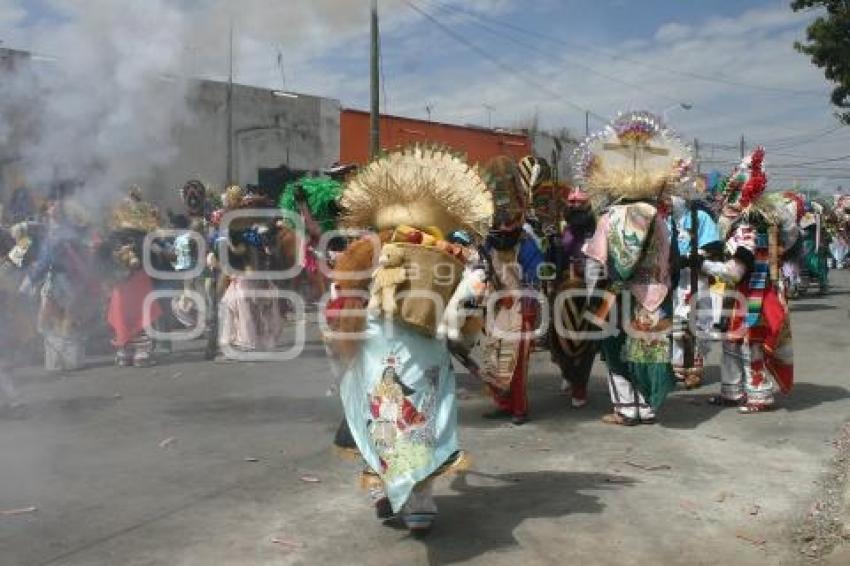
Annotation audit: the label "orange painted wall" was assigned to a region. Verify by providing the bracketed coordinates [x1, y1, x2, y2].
[340, 109, 531, 166]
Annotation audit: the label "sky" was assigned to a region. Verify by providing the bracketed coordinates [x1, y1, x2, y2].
[1, 0, 849, 191]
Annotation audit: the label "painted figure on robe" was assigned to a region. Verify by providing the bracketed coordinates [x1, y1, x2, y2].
[328, 146, 492, 532]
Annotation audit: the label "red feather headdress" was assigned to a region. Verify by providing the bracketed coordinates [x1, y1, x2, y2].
[739, 146, 766, 209]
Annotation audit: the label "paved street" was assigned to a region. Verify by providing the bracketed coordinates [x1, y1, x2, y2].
[2, 273, 850, 566]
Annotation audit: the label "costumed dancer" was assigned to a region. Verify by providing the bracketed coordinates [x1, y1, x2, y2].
[666, 193, 721, 389]
[704, 147, 797, 413]
[102, 189, 163, 367]
[780, 191, 806, 299]
[578, 111, 688, 426]
[800, 200, 829, 294]
[20, 196, 96, 371]
[278, 175, 344, 304]
[329, 146, 492, 532]
[171, 181, 211, 331]
[215, 186, 285, 358]
[826, 207, 848, 270]
[831, 194, 850, 269]
[0, 222, 39, 411]
[549, 187, 599, 408]
[480, 156, 544, 426]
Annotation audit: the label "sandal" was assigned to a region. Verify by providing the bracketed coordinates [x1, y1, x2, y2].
[570, 383, 588, 408]
[601, 412, 640, 427]
[375, 497, 394, 520]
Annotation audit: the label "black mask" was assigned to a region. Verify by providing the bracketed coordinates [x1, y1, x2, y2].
[488, 228, 522, 251]
[565, 209, 595, 230]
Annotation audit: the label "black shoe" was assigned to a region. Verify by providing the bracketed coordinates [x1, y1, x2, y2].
[511, 414, 529, 426]
[333, 419, 357, 449]
[375, 497, 394, 520]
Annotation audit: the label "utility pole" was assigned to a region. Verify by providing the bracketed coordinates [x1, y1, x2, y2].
[369, 0, 380, 159]
[694, 137, 701, 175]
[226, 21, 234, 186]
[483, 104, 495, 129]
[585, 110, 590, 137]
[740, 135, 745, 159]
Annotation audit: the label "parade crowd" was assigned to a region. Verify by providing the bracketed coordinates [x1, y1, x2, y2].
[1, 110, 848, 533]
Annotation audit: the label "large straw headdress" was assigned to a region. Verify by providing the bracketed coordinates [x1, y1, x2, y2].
[341, 145, 493, 236]
[484, 155, 528, 229]
[573, 110, 692, 202]
[109, 186, 160, 232]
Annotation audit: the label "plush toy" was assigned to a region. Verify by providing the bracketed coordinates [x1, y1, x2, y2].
[437, 265, 487, 341]
[7, 222, 32, 267]
[368, 244, 407, 317]
[114, 244, 141, 270]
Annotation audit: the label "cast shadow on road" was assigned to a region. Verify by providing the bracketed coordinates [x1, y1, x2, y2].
[454, 368, 614, 432]
[819, 289, 850, 297]
[789, 302, 838, 313]
[417, 470, 636, 565]
[661, 374, 850, 430]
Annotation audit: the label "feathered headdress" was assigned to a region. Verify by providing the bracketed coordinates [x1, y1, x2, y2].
[739, 147, 767, 209]
[573, 111, 692, 202]
[721, 146, 770, 212]
[341, 145, 493, 237]
[279, 176, 343, 233]
[483, 156, 527, 229]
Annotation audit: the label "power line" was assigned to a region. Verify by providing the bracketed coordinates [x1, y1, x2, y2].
[771, 153, 850, 167]
[766, 125, 848, 151]
[417, 0, 685, 106]
[401, 0, 608, 123]
[423, 0, 824, 97]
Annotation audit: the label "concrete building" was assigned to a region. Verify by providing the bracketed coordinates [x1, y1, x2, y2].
[0, 45, 340, 212]
[162, 80, 340, 207]
[530, 129, 580, 184]
[340, 109, 531, 166]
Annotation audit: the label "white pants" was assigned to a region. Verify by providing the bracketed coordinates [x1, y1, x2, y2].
[607, 372, 655, 420]
[720, 341, 775, 406]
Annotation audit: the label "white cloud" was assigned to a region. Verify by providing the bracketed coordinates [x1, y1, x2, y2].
[0, 0, 24, 29]
[655, 22, 690, 43]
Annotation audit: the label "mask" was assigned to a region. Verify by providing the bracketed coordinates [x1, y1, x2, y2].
[565, 209, 594, 229]
[488, 228, 522, 251]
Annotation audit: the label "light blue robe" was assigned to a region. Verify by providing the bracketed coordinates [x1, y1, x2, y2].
[340, 318, 458, 512]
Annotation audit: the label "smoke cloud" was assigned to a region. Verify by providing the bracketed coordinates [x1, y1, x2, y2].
[0, 0, 194, 214]
[0, 0, 509, 213]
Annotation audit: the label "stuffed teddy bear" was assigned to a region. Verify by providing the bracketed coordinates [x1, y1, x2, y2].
[114, 243, 141, 271]
[368, 244, 407, 317]
[7, 222, 32, 267]
[436, 265, 487, 341]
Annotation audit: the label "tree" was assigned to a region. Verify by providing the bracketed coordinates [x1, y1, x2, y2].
[792, 0, 850, 124]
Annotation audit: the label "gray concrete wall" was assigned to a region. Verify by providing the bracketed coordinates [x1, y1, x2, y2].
[531, 130, 579, 184]
[153, 80, 340, 209]
[0, 52, 340, 215]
